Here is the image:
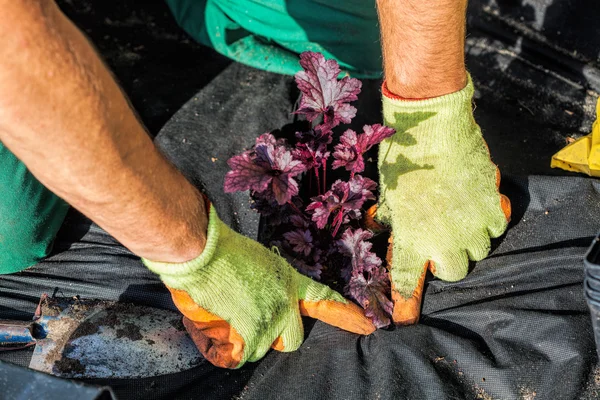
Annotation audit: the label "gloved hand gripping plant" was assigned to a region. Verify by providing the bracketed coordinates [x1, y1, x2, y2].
[370, 78, 512, 324]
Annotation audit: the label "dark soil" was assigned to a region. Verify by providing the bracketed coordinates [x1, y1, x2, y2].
[54, 357, 86, 375]
[169, 318, 185, 332]
[115, 322, 143, 341]
[69, 320, 100, 341]
[56, 0, 230, 137]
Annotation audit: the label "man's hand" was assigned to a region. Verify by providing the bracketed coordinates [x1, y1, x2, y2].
[374, 78, 511, 324]
[375, 0, 510, 324]
[144, 204, 375, 368]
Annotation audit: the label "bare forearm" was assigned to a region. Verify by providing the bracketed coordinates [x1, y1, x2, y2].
[0, 0, 206, 262]
[376, 0, 468, 98]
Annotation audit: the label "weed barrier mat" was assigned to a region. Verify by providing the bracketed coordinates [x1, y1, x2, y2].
[1, 0, 600, 398]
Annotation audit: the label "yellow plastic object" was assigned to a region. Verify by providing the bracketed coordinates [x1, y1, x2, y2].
[551, 99, 600, 177]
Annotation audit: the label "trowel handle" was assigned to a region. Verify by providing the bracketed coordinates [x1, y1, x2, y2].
[0, 320, 45, 351]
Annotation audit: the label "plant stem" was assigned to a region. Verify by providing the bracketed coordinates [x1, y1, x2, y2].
[332, 208, 344, 237]
[314, 167, 321, 195]
[322, 158, 328, 194]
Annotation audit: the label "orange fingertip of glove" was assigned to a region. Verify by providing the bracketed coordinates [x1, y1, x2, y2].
[169, 287, 245, 369]
[299, 299, 376, 335]
[494, 167, 512, 223]
[385, 234, 430, 325]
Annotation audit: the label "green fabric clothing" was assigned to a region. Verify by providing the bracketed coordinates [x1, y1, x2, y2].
[0, 142, 69, 274]
[377, 77, 509, 298]
[166, 0, 382, 78]
[143, 205, 348, 368]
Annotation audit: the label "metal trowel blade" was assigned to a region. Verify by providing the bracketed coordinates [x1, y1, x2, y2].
[29, 297, 204, 379]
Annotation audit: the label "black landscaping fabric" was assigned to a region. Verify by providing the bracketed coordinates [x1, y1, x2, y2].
[1, 0, 600, 399]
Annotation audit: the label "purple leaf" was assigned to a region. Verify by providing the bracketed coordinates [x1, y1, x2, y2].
[296, 125, 333, 145]
[337, 228, 382, 276]
[224, 150, 272, 193]
[362, 124, 397, 147]
[305, 199, 331, 230]
[346, 267, 393, 328]
[291, 257, 323, 280]
[294, 52, 362, 128]
[276, 241, 325, 280]
[332, 129, 363, 174]
[337, 228, 391, 327]
[293, 143, 330, 172]
[250, 190, 303, 226]
[293, 126, 332, 171]
[283, 229, 313, 257]
[306, 175, 376, 230]
[290, 214, 310, 229]
[225, 133, 306, 205]
[333, 124, 396, 175]
[250, 189, 279, 216]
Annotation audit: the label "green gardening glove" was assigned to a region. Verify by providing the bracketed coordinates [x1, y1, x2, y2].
[375, 75, 511, 325]
[143, 205, 375, 369]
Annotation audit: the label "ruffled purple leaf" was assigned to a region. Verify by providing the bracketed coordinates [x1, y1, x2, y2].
[251, 190, 303, 226]
[333, 124, 396, 175]
[291, 257, 323, 280]
[337, 228, 382, 277]
[337, 228, 391, 327]
[305, 199, 331, 229]
[224, 150, 272, 193]
[332, 129, 363, 175]
[346, 267, 393, 328]
[290, 214, 310, 229]
[294, 52, 362, 128]
[296, 125, 333, 145]
[306, 175, 376, 231]
[276, 239, 325, 280]
[225, 133, 306, 205]
[293, 126, 332, 171]
[250, 189, 279, 216]
[293, 143, 330, 172]
[362, 124, 397, 147]
[283, 229, 313, 257]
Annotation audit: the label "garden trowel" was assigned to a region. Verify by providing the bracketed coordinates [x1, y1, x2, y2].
[0, 295, 204, 379]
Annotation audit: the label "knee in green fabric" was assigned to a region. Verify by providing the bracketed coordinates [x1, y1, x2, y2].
[0, 143, 69, 274]
[166, 0, 382, 77]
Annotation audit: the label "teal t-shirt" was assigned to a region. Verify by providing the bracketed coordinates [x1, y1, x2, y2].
[166, 0, 382, 78]
[0, 142, 69, 274]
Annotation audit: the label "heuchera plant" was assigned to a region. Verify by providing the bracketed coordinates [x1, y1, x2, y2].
[224, 52, 395, 328]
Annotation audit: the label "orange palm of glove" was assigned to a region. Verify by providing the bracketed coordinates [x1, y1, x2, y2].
[168, 287, 375, 368]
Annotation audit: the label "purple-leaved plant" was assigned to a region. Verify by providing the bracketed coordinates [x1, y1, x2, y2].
[306, 175, 376, 235]
[225, 133, 306, 205]
[337, 228, 393, 328]
[224, 51, 395, 328]
[294, 52, 362, 129]
[332, 125, 396, 176]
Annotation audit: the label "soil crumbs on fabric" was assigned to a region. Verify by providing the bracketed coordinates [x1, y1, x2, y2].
[116, 322, 143, 341]
[54, 357, 86, 375]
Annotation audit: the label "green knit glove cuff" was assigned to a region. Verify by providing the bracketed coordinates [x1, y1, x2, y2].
[142, 206, 220, 278]
[382, 74, 474, 110]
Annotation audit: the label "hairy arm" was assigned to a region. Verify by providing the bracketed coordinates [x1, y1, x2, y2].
[376, 0, 468, 98]
[0, 0, 206, 263]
